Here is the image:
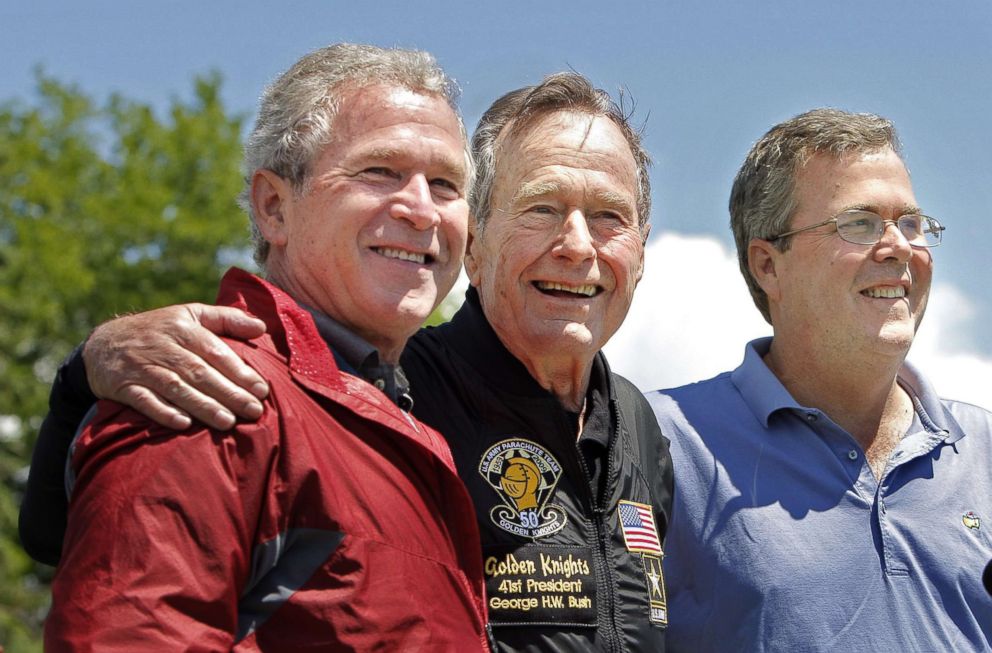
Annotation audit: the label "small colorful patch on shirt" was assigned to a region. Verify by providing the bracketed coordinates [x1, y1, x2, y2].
[642, 553, 668, 626]
[618, 500, 662, 555]
[479, 438, 567, 539]
[963, 511, 981, 530]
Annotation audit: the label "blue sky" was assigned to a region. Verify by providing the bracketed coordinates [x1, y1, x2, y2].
[3, 2, 990, 406]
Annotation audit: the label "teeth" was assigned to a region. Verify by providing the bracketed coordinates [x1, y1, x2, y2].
[377, 247, 426, 264]
[862, 286, 906, 299]
[535, 281, 598, 297]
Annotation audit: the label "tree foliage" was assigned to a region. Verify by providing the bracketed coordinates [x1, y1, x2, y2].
[0, 72, 247, 650]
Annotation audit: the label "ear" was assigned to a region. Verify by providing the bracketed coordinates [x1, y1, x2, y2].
[251, 169, 294, 248]
[634, 223, 651, 283]
[748, 238, 783, 303]
[463, 216, 482, 287]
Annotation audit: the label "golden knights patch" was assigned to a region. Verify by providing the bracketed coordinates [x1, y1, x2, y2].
[479, 438, 567, 539]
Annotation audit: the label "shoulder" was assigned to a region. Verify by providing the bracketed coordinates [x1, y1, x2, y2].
[940, 397, 992, 431]
[645, 371, 736, 422]
[610, 372, 651, 414]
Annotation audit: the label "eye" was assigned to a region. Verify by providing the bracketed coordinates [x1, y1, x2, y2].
[840, 215, 876, 234]
[898, 215, 923, 231]
[592, 211, 625, 224]
[429, 177, 462, 199]
[362, 167, 399, 179]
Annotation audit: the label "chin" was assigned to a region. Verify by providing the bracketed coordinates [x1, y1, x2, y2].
[871, 324, 916, 356]
[553, 323, 602, 355]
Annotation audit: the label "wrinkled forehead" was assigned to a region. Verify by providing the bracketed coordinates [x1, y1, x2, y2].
[491, 110, 639, 196]
[328, 82, 470, 172]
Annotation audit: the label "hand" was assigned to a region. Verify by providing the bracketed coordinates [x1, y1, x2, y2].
[83, 304, 270, 430]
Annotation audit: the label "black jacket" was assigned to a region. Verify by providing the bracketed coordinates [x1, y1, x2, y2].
[403, 288, 674, 653]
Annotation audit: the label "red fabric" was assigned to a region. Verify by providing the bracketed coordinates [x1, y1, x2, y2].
[46, 268, 488, 652]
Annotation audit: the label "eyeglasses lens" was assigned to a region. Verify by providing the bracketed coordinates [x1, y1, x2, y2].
[835, 211, 941, 247]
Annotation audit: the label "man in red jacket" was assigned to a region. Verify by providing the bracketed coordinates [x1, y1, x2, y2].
[44, 43, 490, 652]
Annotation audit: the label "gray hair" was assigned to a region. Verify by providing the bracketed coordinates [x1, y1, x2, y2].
[729, 108, 901, 323]
[238, 43, 470, 266]
[469, 72, 651, 233]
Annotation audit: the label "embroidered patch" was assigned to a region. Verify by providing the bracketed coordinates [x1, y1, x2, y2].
[963, 511, 981, 530]
[483, 544, 597, 626]
[618, 500, 663, 555]
[479, 438, 567, 539]
[642, 554, 668, 626]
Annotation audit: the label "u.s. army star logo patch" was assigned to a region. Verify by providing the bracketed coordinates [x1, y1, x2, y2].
[479, 438, 567, 539]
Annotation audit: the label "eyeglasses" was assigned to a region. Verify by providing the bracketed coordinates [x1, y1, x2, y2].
[771, 210, 945, 248]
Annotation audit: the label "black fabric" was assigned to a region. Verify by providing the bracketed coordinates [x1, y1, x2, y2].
[19, 344, 93, 565]
[402, 287, 674, 652]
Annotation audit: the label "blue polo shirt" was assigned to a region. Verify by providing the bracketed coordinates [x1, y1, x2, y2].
[649, 338, 992, 652]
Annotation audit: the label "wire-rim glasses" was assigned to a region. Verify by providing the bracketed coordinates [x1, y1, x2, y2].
[770, 210, 944, 248]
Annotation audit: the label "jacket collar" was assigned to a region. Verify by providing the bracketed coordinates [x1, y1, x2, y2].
[440, 286, 615, 406]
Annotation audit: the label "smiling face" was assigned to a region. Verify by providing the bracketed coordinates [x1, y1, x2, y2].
[255, 84, 469, 362]
[465, 110, 646, 370]
[765, 147, 932, 360]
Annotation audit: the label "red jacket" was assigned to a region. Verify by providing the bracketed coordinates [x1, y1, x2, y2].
[46, 268, 489, 652]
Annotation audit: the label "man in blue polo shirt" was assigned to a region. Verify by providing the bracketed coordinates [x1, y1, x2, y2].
[649, 108, 992, 651]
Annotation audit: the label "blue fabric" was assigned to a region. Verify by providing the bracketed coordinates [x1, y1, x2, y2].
[649, 337, 992, 652]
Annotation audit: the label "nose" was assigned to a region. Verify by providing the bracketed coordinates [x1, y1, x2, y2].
[553, 210, 597, 263]
[389, 174, 440, 230]
[874, 219, 913, 263]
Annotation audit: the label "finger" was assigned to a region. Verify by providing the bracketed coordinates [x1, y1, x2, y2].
[138, 367, 241, 431]
[189, 304, 267, 341]
[116, 385, 193, 431]
[165, 325, 268, 411]
[171, 347, 266, 421]
[182, 306, 270, 400]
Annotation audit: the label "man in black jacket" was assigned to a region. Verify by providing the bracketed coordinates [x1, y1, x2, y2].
[23, 72, 673, 652]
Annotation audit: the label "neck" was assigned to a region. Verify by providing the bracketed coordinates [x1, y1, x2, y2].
[507, 344, 593, 412]
[265, 264, 406, 365]
[764, 337, 913, 452]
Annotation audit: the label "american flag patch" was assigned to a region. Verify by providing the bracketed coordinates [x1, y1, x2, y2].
[618, 500, 662, 555]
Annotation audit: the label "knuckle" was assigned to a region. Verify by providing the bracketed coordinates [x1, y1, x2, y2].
[186, 363, 211, 386]
[165, 376, 188, 398]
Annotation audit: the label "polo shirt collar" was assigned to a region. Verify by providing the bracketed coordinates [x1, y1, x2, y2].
[730, 337, 799, 427]
[896, 360, 960, 444]
[732, 337, 961, 444]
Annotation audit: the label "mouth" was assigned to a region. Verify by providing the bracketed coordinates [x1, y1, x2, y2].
[861, 286, 906, 299]
[374, 247, 433, 265]
[534, 280, 601, 298]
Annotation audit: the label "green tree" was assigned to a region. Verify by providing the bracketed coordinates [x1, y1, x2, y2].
[0, 71, 247, 650]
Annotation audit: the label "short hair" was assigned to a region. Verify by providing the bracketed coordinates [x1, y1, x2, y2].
[470, 72, 651, 233]
[239, 43, 470, 266]
[729, 108, 902, 323]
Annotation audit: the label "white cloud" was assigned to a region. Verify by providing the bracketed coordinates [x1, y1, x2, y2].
[604, 232, 992, 411]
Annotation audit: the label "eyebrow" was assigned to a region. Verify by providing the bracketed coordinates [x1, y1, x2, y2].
[511, 180, 561, 205]
[844, 203, 924, 216]
[511, 182, 636, 215]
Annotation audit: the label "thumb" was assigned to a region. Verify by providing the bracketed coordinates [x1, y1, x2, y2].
[188, 304, 267, 339]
